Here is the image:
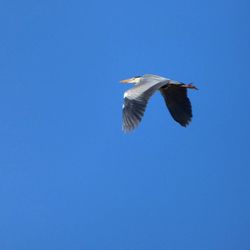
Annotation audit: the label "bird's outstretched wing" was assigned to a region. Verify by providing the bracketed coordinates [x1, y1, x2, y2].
[160, 84, 193, 127]
[122, 79, 167, 132]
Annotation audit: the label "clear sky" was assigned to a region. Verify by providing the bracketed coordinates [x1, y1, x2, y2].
[0, 0, 250, 249]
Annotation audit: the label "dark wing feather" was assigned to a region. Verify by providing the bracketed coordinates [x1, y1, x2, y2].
[122, 82, 166, 132]
[160, 85, 193, 126]
[122, 97, 147, 132]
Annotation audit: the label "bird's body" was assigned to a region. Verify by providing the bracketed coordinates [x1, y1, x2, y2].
[121, 74, 197, 132]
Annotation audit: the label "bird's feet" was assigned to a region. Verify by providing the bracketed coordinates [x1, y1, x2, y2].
[182, 83, 198, 90]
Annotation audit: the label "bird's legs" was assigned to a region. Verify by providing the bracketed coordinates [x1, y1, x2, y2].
[181, 83, 198, 90]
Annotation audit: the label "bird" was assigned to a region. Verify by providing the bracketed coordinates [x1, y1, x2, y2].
[120, 74, 198, 132]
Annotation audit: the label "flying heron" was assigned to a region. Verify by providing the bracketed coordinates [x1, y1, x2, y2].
[121, 74, 197, 132]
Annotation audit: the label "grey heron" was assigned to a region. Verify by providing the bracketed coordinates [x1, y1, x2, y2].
[121, 74, 197, 132]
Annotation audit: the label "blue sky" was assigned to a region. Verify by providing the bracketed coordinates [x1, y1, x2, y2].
[0, 0, 250, 249]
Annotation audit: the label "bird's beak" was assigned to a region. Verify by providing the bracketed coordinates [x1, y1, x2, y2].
[120, 78, 133, 84]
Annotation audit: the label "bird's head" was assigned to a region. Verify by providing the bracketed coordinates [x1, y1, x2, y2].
[120, 76, 141, 84]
